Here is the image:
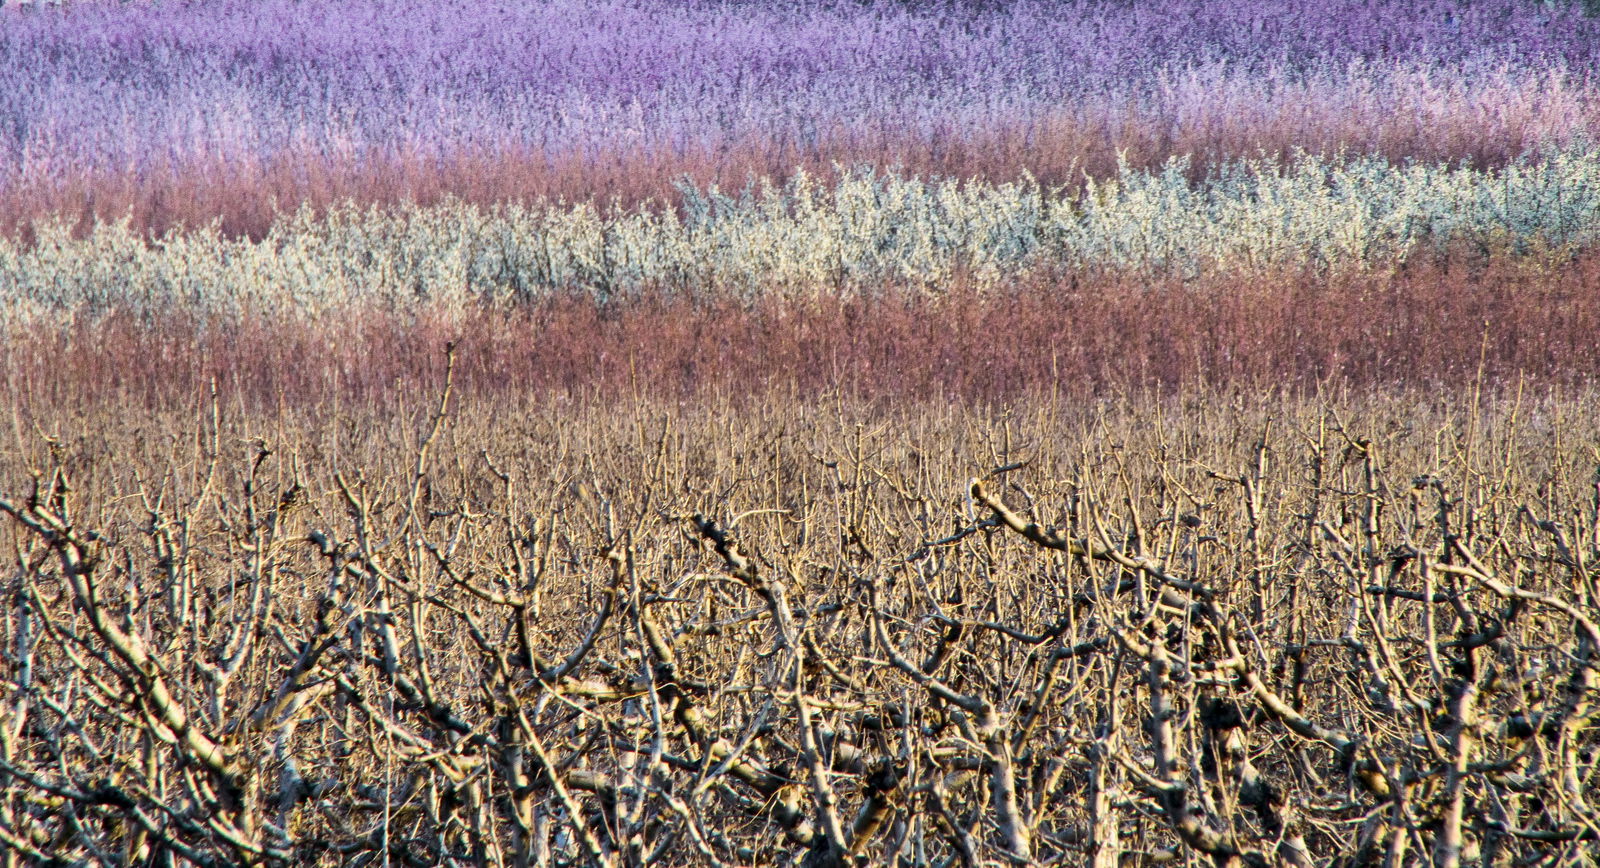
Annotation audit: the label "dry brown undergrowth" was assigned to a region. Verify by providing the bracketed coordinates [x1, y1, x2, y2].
[0, 375, 1596, 866]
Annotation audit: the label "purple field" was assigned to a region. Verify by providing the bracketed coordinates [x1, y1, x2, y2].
[3, 0, 1598, 236]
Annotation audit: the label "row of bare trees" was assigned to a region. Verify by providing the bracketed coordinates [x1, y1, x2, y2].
[0, 380, 1596, 866]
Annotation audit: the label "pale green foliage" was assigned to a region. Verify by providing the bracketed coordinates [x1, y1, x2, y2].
[1064, 150, 1600, 270]
[3, 150, 1599, 321]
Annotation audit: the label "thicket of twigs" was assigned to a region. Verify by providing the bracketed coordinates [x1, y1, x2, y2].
[0, 366, 1596, 866]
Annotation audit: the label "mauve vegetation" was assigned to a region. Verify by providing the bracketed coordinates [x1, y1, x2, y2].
[3, 0, 1599, 235]
[0, 1, 1598, 866]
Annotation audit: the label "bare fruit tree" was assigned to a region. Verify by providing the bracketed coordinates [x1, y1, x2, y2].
[0, 389, 1596, 866]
